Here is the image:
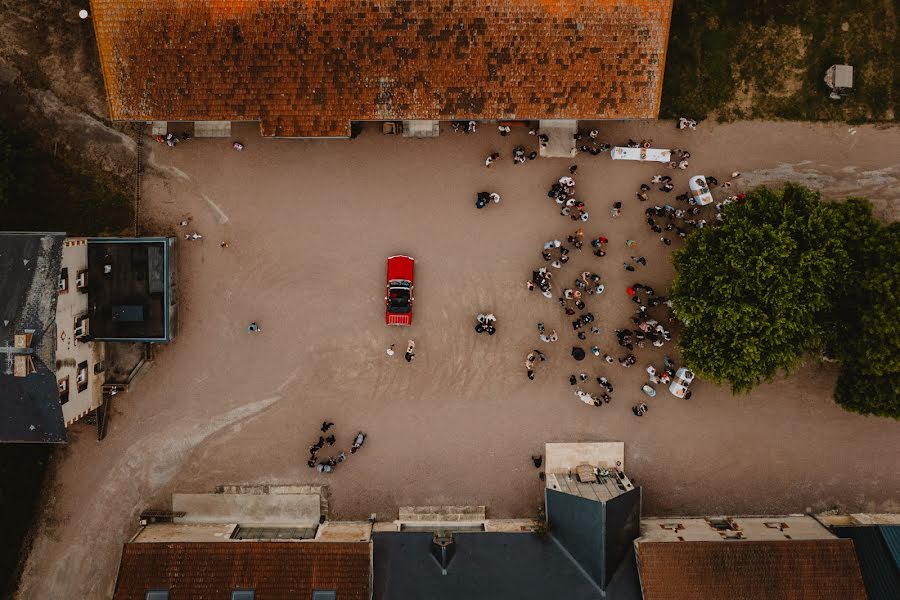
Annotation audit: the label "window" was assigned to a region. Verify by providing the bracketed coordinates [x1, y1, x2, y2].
[76, 269, 88, 292]
[659, 523, 684, 531]
[764, 521, 788, 531]
[58, 377, 69, 405]
[312, 592, 337, 600]
[232, 591, 255, 600]
[77, 361, 89, 392]
[74, 315, 89, 339]
[145, 592, 169, 600]
[59, 268, 69, 293]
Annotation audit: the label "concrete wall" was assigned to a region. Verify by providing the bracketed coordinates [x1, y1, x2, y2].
[173, 492, 320, 526]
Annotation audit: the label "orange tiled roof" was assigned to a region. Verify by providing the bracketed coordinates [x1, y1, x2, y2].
[89, 0, 673, 137]
[111, 541, 372, 599]
[635, 540, 868, 600]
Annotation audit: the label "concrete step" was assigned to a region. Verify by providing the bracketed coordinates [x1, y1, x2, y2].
[402, 120, 440, 137]
[539, 119, 578, 158]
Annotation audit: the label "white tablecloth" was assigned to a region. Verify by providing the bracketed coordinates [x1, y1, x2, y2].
[611, 147, 672, 163]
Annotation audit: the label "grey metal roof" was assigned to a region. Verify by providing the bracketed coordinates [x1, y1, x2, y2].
[0, 232, 67, 442]
[834, 526, 900, 600]
[880, 525, 900, 566]
[373, 532, 606, 600]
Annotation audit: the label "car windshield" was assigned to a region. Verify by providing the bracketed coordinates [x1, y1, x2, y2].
[388, 288, 411, 313]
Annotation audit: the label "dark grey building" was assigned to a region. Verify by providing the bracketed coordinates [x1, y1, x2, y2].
[86, 237, 177, 343]
[545, 461, 642, 593]
[0, 232, 67, 442]
[374, 531, 608, 600]
[374, 449, 643, 599]
[834, 525, 900, 600]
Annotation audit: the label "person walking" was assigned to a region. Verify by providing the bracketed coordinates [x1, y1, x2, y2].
[405, 340, 416, 362]
[386, 344, 395, 357]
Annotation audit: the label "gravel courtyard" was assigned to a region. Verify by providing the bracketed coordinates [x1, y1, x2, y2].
[18, 120, 900, 599]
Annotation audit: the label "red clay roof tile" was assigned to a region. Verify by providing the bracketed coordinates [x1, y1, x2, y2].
[89, 0, 673, 137]
[636, 539, 868, 600]
[111, 541, 372, 600]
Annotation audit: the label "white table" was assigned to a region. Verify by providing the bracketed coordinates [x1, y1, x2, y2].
[689, 176, 715, 206]
[611, 146, 672, 163]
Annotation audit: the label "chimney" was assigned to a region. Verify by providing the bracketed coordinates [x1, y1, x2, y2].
[430, 532, 456, 575]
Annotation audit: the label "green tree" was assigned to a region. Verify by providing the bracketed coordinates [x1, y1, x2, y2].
[833, 222, 900, 416]
[671, 184, 854, 392]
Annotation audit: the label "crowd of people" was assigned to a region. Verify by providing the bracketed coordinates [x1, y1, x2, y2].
[307, 421, 367, 473]
[501, 120, 724, 415]
[547, 173, 590, 222]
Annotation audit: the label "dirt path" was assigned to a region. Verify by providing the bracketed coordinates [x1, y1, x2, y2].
[17, 120, 900, 599]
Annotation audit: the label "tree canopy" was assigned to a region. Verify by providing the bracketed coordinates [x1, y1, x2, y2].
[671, 184, 899, 417]
[832, 222, 900, 416]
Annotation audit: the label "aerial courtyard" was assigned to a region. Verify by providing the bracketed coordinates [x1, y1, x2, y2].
[17, 118, 900, 597]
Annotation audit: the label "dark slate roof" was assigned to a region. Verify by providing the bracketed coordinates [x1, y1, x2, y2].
[112, 541, 372, 600]
[605, 546, 643, 600]
[373, 531, 604, 600]
[90, 0, 674, 137]
[87, 239, 172, 342]
[881, 525, 900, 565]
[834, 526, 900, 600]
[635, 539, 868, 600]
[545, 485, 642, 590]
[0, 232, 66, 443]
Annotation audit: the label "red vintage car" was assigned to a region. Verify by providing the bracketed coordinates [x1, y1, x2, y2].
[385, 255, 415, 326]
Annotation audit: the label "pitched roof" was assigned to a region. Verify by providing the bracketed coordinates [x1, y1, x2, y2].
[635, 539, 867, 600]
[111, 542, 372, 600]
[834, 526, 900, 600]
[373, 532, 605, 599]
[89, 0, 674, 137]
[0, 232, 66, 443]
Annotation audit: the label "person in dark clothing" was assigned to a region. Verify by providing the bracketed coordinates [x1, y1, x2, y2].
[321, 421, 334, 432]
[325, 435, 336, 445]
[532, 455, 543, 468]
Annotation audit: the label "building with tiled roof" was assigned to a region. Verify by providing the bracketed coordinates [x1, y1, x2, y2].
[112, 541, 372, 600]
[88, 0, 674, 137]
[635, 538, 868, 600]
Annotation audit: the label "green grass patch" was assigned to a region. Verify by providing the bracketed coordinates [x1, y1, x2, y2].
[661, 0, 897, 122]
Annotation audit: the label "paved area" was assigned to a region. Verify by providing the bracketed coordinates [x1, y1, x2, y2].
[17, 120, 900, 599]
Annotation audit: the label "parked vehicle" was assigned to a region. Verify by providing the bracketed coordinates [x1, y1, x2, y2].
[385, 255, 415, 326]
